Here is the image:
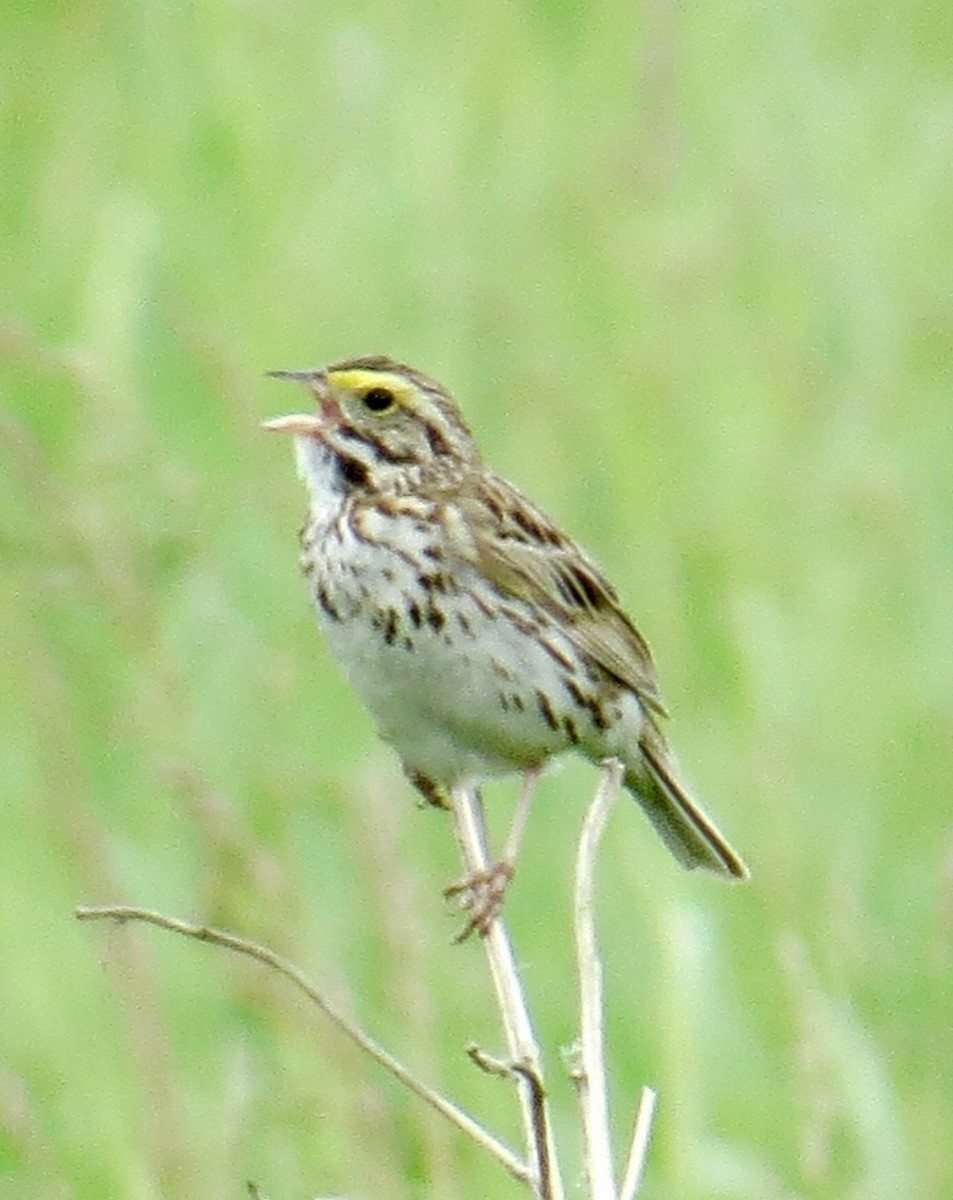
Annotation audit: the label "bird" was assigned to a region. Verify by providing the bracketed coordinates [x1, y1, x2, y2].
[263, 355, 748, 928]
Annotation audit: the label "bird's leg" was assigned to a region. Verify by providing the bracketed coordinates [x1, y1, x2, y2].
[446, 766, 544, 941]
[500, 763, 542, 868]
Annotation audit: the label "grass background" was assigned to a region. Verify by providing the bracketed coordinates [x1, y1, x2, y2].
[1, 2, 951, 1197]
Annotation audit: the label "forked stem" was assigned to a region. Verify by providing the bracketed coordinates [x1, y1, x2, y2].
[448, 783, 564, 1200]
[77, 764, 657, 1198]
[74, 904, 531, 1187]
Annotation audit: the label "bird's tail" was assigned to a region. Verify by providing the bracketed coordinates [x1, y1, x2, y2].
[625, 739, 749, 881]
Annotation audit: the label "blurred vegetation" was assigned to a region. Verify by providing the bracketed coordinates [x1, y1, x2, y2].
[1, 1, 951, 1197]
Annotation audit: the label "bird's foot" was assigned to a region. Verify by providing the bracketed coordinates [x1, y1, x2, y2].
[444, 861, 514, 942]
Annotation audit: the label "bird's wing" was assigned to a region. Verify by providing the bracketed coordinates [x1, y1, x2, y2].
[450, 474, 667, 718]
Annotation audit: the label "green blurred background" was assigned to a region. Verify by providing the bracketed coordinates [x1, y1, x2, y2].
[1, 2, 951, 1197]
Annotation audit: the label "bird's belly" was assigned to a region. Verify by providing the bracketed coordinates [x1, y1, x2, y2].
[312, 555, 599, 785]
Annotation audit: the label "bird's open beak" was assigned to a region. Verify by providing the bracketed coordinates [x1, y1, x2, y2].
[261, 413, 326, 435]
[263, 367, 340, 432]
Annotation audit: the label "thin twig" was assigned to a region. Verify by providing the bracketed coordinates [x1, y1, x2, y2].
[465, 1044, 551, 1200]
[573, 760, 624, 1200]
[466, 1043, 515, 1078]
[512, 1060, 553, 1200]
[448, 784, 565, 1200]
[75, 904, 531, 1187]
[619, 1086, 658, 1200]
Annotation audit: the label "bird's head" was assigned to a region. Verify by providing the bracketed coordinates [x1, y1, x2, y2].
[263, 356, 479, 495]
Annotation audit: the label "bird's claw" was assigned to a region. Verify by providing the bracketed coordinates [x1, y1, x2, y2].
[444, 861, 514, 942]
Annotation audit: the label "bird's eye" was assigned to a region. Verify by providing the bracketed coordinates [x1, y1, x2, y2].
[363, 387, 395, 413]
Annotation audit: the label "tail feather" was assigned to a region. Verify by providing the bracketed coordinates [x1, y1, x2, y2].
[626, 741, 749, 881]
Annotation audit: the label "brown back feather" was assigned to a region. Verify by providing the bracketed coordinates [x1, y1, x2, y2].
[454, 474, 667, 718]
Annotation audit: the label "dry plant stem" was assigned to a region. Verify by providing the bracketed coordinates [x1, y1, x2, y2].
[574, 759, 624, 1200]
[449, 784, 565, 1200]
[619, 1087, 658, 1200]
[74, 904, 530, 1188]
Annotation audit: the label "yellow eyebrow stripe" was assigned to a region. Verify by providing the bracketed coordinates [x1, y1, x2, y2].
[327, 369, 417, 405]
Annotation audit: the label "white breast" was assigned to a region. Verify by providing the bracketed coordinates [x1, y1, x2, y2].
[307, 502, 595, 786]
